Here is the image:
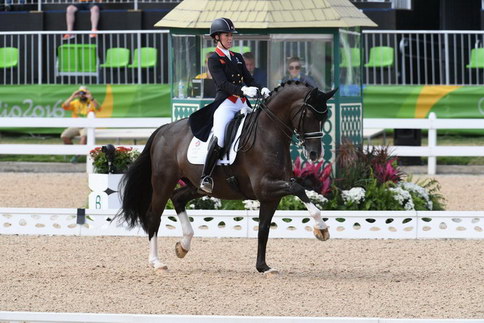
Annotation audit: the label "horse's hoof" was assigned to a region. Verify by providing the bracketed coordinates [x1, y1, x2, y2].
[314, 226, 330, 241]
[263, 268, 279, 277]
[175, 242, 188, 258]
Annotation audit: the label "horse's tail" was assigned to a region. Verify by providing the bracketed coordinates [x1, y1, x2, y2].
[118, 125, 165, 232]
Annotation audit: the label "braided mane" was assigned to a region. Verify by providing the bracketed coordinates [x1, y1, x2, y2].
[264, 80, 313, 105]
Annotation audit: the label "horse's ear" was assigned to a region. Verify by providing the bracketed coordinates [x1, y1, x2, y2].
[310, 87, 319, 97]
[323, 88, 338, 101]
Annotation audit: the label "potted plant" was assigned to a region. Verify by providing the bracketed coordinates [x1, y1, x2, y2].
[88, 144, 140, 210]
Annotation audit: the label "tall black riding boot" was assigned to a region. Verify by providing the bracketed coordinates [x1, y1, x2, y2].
[199, 137, 222, 194]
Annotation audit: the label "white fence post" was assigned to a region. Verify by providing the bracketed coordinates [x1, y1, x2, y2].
[428, 112, 437, 175]
[86, 112, 96, 174]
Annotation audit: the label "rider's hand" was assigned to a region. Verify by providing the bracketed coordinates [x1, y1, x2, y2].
[240, 106, 253, 115]
[241, 86, 258, 98]
[261, 87, 271, 98]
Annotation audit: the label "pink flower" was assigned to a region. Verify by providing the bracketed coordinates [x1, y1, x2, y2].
[319, 163, 332, 196]
[293, 158, 333, 197]
[373, 158, 400, 184]
[293, 157, 303, 178]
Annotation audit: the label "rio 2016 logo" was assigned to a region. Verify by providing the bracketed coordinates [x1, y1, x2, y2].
[0, 99, 65, 117]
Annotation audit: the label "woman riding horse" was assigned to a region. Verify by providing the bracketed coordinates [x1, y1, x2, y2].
[189, 17, 271, 194]
[119, 18, 337, 275]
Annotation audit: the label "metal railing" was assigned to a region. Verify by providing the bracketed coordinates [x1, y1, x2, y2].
[2, 0, 182, 11]
[3, 29, 484, 86]
[363, 30, 484, 85]
[0, 30, 169, 85]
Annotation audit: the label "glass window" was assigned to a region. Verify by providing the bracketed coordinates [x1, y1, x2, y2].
[339, 29, 362, 97]
[172, 34, 199, 98]
[268, 34, 334, 92]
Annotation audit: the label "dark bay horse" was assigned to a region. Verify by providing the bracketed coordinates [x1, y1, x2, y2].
[119, 81, 337, 274]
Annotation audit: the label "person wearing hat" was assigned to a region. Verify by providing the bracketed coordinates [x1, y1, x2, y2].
[189, 17, 271, 194]
[60, 86, 101, 160]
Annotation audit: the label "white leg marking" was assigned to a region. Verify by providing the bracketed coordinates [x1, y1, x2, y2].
[178, 211, 194, 251]
[149, 233, 166, 269]
[304, 202, 328, 230]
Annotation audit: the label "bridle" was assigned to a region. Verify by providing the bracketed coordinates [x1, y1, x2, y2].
[258, 88, 328, 146]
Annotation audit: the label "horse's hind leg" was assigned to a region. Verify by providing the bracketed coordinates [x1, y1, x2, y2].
[171, 182, 203, 258]
[147, 173, 178, 271]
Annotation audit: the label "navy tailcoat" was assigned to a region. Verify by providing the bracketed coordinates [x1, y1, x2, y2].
[189, 48, 261, 142]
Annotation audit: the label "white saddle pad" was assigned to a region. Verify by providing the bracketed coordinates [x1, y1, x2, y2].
[187, 114, 247, 166]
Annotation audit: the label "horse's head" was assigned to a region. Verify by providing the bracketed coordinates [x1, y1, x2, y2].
[297, 87, 337, 162]
[261, 82, 337, 162]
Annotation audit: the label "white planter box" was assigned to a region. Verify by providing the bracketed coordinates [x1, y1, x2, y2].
[88, 174, 123, 210]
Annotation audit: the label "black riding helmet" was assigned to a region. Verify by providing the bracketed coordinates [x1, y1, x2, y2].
[210, 18, 238, 38]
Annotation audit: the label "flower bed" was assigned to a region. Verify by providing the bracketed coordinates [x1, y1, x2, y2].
[169, 142, 445, 211]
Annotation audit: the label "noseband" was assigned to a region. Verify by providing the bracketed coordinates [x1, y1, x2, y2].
[259, 89, 327, 146]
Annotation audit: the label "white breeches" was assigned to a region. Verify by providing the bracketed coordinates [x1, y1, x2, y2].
[213, 97, 249, 147]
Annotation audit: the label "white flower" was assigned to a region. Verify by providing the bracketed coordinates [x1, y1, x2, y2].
[341, 187, 366, 205]
[398, 182, 432, 210]
[243, 200, 260, 210]
[202, 196, 222, 209]
[304, 190, 328, 209]
[188, 196, 221, 210]
[389, 187, 415, 210]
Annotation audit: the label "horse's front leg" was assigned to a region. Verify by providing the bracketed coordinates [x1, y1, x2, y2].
[256, 200, 280, 275]
[300, 196, 330, 241]
[259, 177, 329, 241]
[288, 181, 330, 241]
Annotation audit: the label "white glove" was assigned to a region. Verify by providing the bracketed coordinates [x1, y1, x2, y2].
[241, 86, 258, 97]
[261, 87, 271, 98]
[240, 106, 253, 115]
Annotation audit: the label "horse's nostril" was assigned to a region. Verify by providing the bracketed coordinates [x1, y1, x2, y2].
[310, 151, 317, 161]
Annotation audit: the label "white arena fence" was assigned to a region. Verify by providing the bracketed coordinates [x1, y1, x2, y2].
[365, 112, 484, 175]
[0, 112, 170, 173]
[0, 112, 483, 175]
[1, 312, 484, 323]
[1, 208, 483, 239]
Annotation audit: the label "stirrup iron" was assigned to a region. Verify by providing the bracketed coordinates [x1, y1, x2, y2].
[199, 176, 214, 194]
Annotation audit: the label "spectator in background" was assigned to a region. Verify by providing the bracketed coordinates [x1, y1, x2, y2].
[61, 86, 100, 162]
[63, 0, 101, 40]
[242, 52, 267, 87]
[281, 56, 319, 88]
